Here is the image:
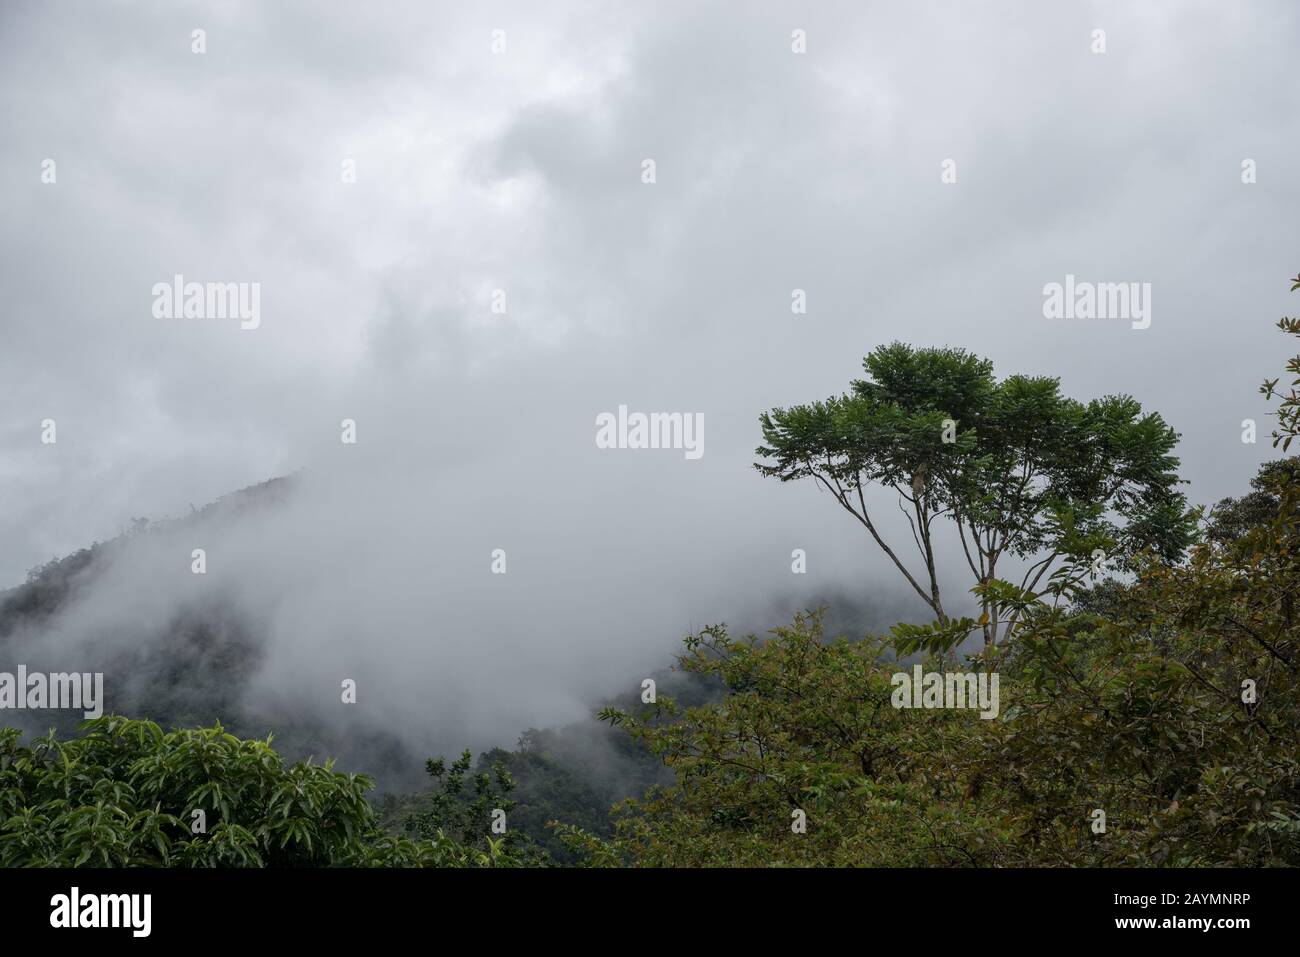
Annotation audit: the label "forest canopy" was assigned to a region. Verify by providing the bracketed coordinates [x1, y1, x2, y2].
[4, 275, 1299, 868]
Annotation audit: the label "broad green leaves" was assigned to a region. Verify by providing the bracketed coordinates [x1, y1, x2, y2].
[0, 716, 516, 867]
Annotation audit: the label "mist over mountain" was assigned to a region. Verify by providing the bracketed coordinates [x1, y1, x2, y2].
[3, 0, 1299, 891]
[0, 471, 924, 790]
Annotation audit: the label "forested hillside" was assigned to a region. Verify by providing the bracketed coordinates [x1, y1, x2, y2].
[4, 276, 1299, 868]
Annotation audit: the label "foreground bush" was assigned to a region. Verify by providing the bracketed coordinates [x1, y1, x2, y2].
[0, 716, 519, 867]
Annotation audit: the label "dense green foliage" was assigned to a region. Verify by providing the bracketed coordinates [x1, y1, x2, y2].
[563, 453, 1298, 865]
[4, 278, 1298, 869]
[557, 276, 1300, 867]
[471, 726, 672, 864]
[0, 716, 520, 866]
[377, 677, 704, 864]
[401, 748, 547, 864]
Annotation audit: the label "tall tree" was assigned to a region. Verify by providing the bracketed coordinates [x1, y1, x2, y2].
[755, 342, 1195, 655]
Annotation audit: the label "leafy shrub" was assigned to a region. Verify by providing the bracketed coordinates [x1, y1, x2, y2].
[0, 716, 519, 867]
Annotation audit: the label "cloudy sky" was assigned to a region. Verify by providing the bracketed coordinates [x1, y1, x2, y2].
[2, 1, 1299, 756]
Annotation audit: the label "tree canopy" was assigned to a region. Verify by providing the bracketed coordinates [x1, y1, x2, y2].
[756, 342, 1195, 653]
[0, 716, 522, 867]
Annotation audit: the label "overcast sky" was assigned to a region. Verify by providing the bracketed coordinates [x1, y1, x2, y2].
[2, 1, 1299, 756]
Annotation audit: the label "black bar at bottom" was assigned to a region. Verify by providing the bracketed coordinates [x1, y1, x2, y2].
[0, 866, 1280, 943]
